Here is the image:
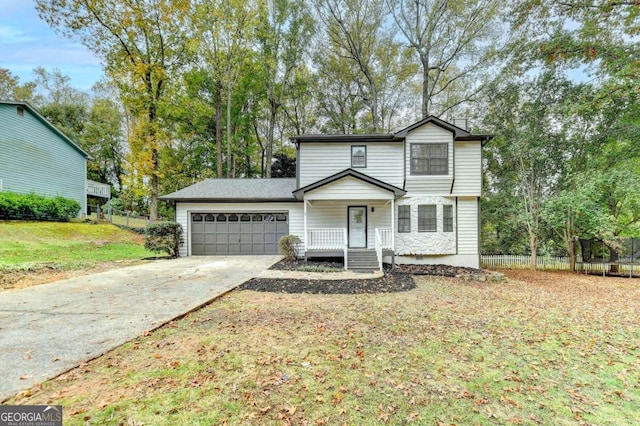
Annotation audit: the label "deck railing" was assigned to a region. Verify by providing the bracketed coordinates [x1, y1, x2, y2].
[86, 180, 111, 199]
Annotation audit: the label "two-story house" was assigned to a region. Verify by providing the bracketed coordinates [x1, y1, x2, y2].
[160, 116, 492, 269]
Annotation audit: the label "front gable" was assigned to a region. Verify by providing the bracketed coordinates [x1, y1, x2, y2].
[293, 168, 406, 201]
[303, 176, 394, 200]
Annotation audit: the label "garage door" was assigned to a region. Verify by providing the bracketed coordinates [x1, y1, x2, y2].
[191, 212, 289, 255]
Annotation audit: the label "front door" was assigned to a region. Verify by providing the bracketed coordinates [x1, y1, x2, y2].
[348, 206, 367, 248]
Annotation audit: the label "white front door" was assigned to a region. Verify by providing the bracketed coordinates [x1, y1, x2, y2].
[348, 206, 367, 248]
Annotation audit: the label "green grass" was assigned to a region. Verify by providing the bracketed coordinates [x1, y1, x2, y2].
[9, 272, 640, 425]
[0, 221, 155, 270]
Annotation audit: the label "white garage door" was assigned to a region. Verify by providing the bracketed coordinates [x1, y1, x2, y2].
[191, 212, 288, 255]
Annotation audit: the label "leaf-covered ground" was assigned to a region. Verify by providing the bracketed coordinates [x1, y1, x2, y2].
[7, 270, 640, 425]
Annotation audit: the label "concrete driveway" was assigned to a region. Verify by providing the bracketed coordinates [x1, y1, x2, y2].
[0, 255, 280, 401]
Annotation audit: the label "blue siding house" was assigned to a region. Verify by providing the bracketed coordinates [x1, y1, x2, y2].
[0, 100, 89, 215]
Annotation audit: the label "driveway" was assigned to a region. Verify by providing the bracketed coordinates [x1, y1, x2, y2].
[0, 255, 280, 401]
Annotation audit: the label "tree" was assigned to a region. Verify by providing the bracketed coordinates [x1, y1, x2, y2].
[483, 72, 574, 269]
[255, 0, 313, 177]
[81, 98, 126, 191]
[190, 0, 258, 178]
[36, 0, 191, 221]
[271, 151, 296, 177]
[315, 0, 417, 132]
[0, 68, 36, 101]
[387, 0, 503, 118]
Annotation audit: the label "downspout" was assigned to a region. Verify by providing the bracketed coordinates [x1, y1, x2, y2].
[450, 140, 456, 194]
[402, 138, 406, 191]
[295, 141, 300, 190]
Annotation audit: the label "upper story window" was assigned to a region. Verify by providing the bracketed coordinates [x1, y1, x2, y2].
[351, 145, 367, 168]
[410, 143, 448, 175]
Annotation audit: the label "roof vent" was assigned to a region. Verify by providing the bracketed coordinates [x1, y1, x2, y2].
[452, 118, 468, 130]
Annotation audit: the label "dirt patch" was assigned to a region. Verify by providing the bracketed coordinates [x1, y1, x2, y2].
[240, 272, 415, 294]
[0, 260, 146, 291]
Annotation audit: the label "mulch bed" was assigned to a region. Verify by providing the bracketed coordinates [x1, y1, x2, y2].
[240, 272, 415, 294]
[384, 263, 483, 277]
[269, 258, 344, 271]
[244, 259, 491, 295]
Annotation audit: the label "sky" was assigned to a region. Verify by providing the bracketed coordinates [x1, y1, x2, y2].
[0, 0, 103, 92]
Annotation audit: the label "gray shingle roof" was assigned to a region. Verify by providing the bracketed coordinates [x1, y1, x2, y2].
[159, 178, 298, 201]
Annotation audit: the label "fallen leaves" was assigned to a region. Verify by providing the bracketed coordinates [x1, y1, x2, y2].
[5, 271, 640, 425]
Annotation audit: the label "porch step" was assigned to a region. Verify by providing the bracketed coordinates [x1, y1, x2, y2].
[347, 250, 379, 272]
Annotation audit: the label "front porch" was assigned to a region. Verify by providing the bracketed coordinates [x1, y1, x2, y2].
[292, 168, 406, 272]
[302, 200, 396, 272]
[304, 227, 394, 272]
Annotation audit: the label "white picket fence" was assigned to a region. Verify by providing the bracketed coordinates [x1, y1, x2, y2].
[481, 255, 571, 270]
[481, 255, 640, 276]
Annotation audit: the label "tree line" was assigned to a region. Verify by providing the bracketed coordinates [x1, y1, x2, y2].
[2, 0, 638, 269]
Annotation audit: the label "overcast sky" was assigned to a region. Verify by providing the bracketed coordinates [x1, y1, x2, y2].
[0, 0, 103, 92]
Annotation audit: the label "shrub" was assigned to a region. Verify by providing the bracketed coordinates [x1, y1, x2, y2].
[278, 235, 302, 260]
[0, 192, 80, 221]
[145, 222, 183, 257]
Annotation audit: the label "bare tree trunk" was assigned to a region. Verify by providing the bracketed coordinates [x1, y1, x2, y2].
[421, 57, 430, 118]
[530, 233, 538, 271]
[226, 86, 232, 178]
[215, 80, 223, 178]
[265, 99, 277, 178]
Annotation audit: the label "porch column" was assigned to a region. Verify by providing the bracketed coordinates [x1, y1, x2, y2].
[303, 200, 308, 252]
[391, 198, 395, 252]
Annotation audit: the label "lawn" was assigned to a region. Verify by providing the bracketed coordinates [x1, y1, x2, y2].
[7, 270, 639, 425]
[0, 221, 156, 289]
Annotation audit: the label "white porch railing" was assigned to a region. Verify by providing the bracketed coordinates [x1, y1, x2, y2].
[374, 228, 393, 271]
[377, 228, 393, 250]
[375, 229, 383, 271]
[306, 228, 348, 270]
[307, 228, 345, 250]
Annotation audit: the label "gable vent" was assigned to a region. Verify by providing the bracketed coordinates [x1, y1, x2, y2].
[17, 106, 24, 117]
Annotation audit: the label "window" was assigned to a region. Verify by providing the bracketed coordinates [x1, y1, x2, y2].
[398, 205, 410, 233]
[351, 145, 366, 168]
[418, 205, 437, 232]
[192, 214, 203, 222]
[204, 214, 215, 222]
[410, 143, 448, 175]
[443, 205, 453, 232]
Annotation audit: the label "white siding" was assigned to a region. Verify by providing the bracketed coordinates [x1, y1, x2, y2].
[307, 200, 392, 249]
[305, 177, 394, 200]
[452, 141, 482, 196]
[404, 123, 454, 194]
[175, 202, 304, 257]
[457, 197, 479, 255]
[299, 142, 403, 187]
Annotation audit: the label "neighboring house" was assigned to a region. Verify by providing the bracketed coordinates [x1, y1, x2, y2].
[0, 100, 89, 215]
[160, 116, 492, 269]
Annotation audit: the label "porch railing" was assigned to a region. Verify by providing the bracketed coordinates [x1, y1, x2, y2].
[374, 229, 383, 271]
[374, 228, 393, 271]
[306, 228, 348, 270]
[377, 228, 393, 250]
